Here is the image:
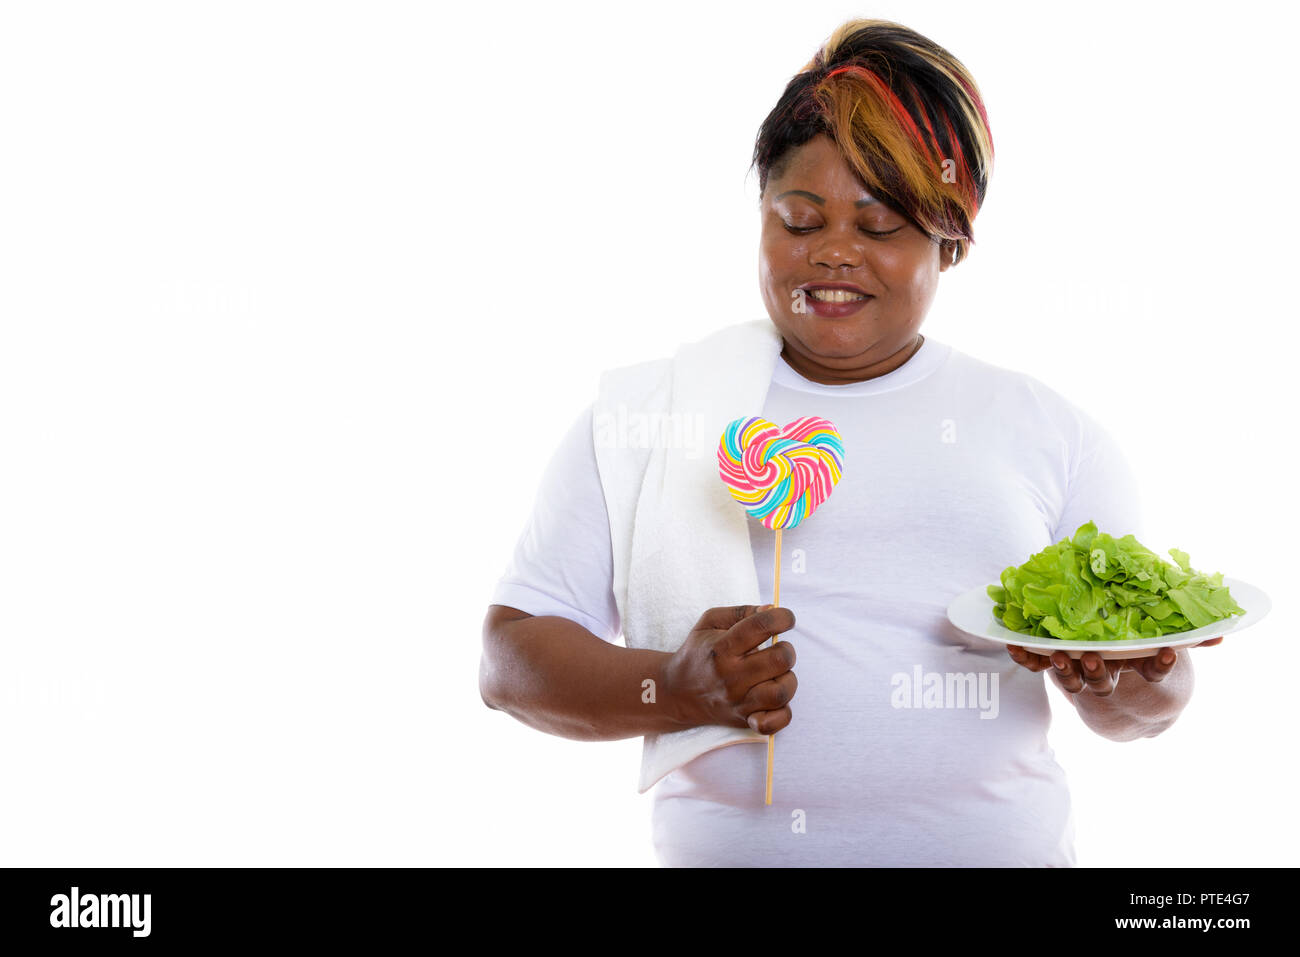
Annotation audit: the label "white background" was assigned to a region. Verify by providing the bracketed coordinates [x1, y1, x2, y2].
[1, 0, 1295, 867]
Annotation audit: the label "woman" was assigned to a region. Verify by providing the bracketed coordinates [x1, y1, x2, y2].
[479, 18, 1218, 866]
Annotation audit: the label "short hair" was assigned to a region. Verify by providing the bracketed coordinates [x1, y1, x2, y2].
[751, 18, 995, 266]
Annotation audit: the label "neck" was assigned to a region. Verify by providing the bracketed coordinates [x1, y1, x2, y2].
[780, 334, 925, 385]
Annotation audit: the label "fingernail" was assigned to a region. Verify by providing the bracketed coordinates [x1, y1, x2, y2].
[1085, 659, 1100, 673]
[1161, 650, 1175, 665]
[758, 604, 775, 612]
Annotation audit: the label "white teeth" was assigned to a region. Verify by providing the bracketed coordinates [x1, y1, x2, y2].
[808, 288, 868, 303]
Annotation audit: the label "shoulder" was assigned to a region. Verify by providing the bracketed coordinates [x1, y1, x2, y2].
[597, 319, 777, 404]
[597, 354, 672, 402]
[944, 344, 1103, 445]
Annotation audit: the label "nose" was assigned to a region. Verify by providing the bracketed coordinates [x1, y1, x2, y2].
[810, 226, 863, 270]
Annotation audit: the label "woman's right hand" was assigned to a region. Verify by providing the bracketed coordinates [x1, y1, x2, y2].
[662, 604, 798, 734]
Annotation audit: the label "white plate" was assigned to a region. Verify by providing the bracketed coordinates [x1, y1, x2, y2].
[946, 576, 1271, 660]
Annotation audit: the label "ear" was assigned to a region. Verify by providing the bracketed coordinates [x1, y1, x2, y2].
[938, 240, 957, 272]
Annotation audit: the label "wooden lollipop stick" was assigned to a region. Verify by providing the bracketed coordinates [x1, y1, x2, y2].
[766, 528, 782, 806]
[718, 416, 843, 808]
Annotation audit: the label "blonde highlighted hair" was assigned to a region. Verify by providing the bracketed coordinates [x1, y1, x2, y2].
[752, 19, 995, 265]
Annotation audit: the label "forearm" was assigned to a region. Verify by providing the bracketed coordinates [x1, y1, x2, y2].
[1067, 653, 1195, 741]
[479, 608, 693, 741]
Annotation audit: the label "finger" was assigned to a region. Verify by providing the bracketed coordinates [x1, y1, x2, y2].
[739, 671, 798, 716]
[1006, 645, 1037, 671]
[1078, 652, 1117, 696]
[1050, 651, 1085, 694]
[1007, 645, 1053, 673]
[693, 604, 764, 634]
[1194, 636, 1223, 648]
[747, 705, 792, 734]
[721, 606, 796, 656]
[736, 639, 796, 689]
[1130, 647, 1178, 682]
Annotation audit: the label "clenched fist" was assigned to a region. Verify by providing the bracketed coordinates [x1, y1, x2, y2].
[663, 604, 798, 734]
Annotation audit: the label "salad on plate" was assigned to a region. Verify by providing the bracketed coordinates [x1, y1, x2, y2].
[986, 521, 1245, 642]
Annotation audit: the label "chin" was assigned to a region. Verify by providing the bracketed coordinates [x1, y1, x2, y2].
[786, 315, 877, 359]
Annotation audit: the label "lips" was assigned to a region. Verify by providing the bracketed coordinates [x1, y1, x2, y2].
[799, 281, 871, 296]
[796, 282, 874, 318]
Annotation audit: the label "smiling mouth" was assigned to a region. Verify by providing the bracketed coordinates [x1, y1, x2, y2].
[798, 288, 874, 318]
[806, 288, 870, 303]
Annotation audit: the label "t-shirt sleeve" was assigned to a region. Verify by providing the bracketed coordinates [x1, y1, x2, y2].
[488, 403, 622, 642]
[1051, 408, 1146, 545]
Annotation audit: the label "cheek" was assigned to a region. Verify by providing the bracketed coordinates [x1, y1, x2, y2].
[871, 244, 916, 275]
[876, 244, 939, 292]
[760, 236, 802, 281]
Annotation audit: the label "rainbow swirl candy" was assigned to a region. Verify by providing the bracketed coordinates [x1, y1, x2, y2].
[717, 416, 845, 530]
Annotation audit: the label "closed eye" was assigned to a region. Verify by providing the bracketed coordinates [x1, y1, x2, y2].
[784, 224, 903, 238]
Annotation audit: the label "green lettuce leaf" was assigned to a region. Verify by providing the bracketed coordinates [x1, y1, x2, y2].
[985, 520, 1245, 641]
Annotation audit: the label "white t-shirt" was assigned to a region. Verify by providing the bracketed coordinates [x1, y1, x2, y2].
[490, 335, 1143, 866]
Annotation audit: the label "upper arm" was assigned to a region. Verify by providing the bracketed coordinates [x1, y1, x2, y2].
[483, 603, 532, 637]
[1052, 410, 1145, 544]
[487, 404, 621, 642]
[479, 604, 533, 709]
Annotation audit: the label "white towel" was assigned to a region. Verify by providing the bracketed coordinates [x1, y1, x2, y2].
[593, 319, 786, 793]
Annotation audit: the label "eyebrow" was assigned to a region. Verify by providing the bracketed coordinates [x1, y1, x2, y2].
[774, 189, 878, 208]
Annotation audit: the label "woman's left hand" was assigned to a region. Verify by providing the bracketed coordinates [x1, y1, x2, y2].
[1006, 637, 1223, 696]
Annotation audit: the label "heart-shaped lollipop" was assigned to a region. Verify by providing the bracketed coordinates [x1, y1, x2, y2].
[717, 414, 845, 807]
[718, 416, 845, 530]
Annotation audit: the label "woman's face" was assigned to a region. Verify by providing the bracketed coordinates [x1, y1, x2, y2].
[759, 133, 952, 383]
